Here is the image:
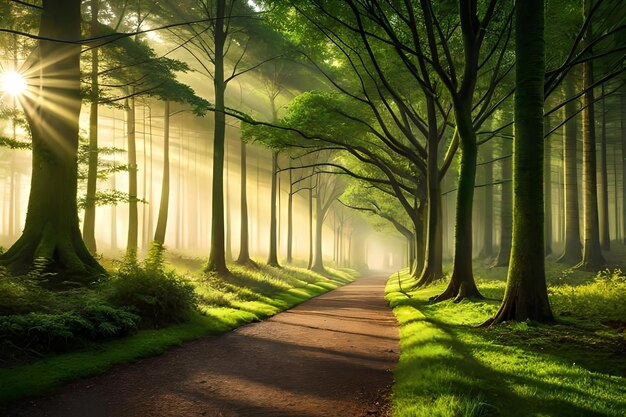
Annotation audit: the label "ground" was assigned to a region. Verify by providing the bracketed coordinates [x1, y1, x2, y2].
[5, 275, 398, 417]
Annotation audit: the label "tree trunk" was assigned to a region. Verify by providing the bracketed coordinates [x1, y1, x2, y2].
[494, 138, 512, 266]
[599, 85, 610, 250]
[126, 95, 138, 255]
[0, 0, 103, 281]
[225, 138, 232, 261]
[480, 142, 493, 258]
[623, 81, 626, 244]
[82, 0, 99, 254]
[435, 107, 482, 301]
[237, 140, 252, 264]
[487, 0, 553, 325]
[307, 175, 314, 269]
[267, 150, 280, 267]
[286, 168, 294, 264]
[206, 0, 229, 275]
[311, 191, 325, 273]
[154, 101, 170, 245]
[558, 75, 582, 263]
[578, 0, 605, 270]
[544, 115, 553, 255]
[416, 104, 444, 285]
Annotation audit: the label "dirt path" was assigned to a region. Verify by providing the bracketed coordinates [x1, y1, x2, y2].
[9, 275, 399, 417]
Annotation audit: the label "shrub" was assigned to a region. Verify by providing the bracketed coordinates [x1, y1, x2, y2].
[550, 268, 626, 322]
[0, 302, 140, 359]
[108, 243, 198, 326]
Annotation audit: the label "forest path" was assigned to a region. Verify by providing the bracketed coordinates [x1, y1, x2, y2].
[11, 274, 399, 417]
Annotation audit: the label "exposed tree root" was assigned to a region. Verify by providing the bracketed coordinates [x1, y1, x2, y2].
[0, 228, 105, 285]
[430, 276, 483, 303]
[482, 294, 554, 327]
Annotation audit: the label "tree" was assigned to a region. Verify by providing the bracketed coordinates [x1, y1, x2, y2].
[486, 0, 553, 325]
[0, 0, 104, 280]
[311, 172, 344, 273]
[81, 0, 100, 254]
[153, 101, 171, 245]
[578, 0, 605, 270]
[558, 74, 583, 264]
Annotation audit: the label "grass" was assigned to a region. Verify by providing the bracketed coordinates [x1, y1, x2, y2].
[0, 261, 356, 405]
[386, 267, 626, 417]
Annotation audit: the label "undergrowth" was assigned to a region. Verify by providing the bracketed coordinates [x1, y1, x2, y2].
[0, 246, 357, 404]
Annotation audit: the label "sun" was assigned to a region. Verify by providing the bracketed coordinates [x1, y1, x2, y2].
[2, 71, 27, 97]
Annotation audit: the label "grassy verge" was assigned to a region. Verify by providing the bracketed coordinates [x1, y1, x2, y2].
[385, 269, 626, 417]
[0, 264, 356, 405]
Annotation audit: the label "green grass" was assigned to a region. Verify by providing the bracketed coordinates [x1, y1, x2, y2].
[0, 263, 356, 405]
[386, 269, 626, 417]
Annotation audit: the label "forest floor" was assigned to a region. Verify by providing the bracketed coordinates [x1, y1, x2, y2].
[4, 274, 399, 417]
[387, 262, 626, 417]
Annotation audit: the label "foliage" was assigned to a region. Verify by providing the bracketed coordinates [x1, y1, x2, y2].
[108, 243, 198, 326]
[0, 302, 140, 361]
[550, 269, 626, 323]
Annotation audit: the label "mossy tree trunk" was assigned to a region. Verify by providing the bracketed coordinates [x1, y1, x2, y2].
[206, 0, 229, 275]
[487, 0, 553, 325]
[558, 75, 582, 263]
[82, 0, 99, 254]
[154, 101, 170, 245]
[0, 0, 104, 281]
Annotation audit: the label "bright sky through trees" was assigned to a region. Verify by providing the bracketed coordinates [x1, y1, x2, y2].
[1, 70, 26, 97]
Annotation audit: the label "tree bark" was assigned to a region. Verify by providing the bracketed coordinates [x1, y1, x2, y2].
[154, 101, 170, 245]
[558, 75, 583, 264]
[206, 0, 229, 275]
[0, 0, 103, 281]
[487, 0, 553, 325]
[82, 0, 99, 254]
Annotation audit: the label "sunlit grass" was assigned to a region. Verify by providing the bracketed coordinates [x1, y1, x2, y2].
[0, 262, 357, 405]
[386, 269, 626, 417]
